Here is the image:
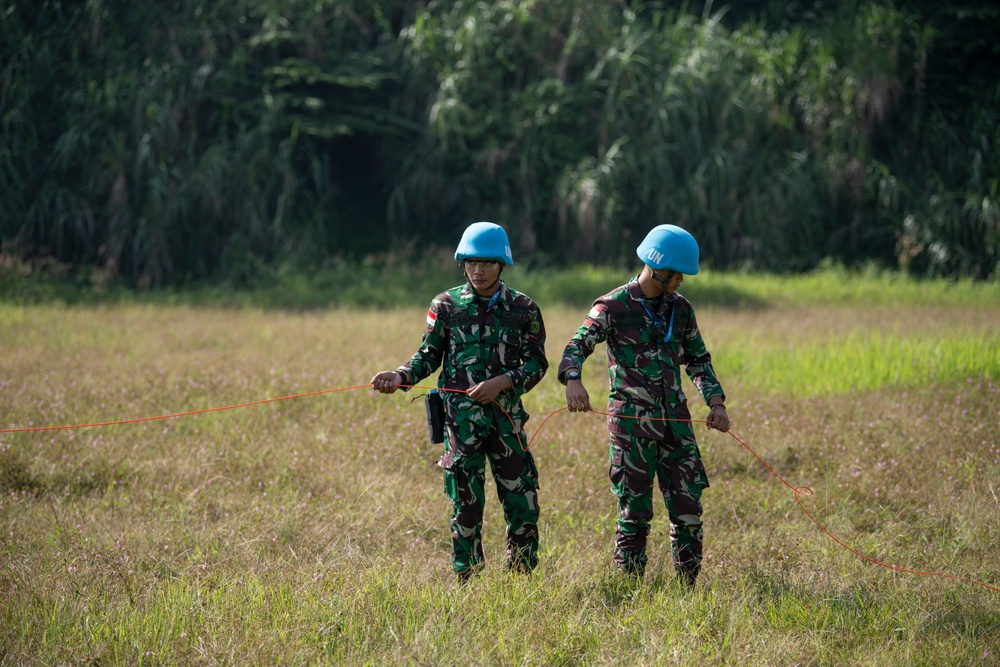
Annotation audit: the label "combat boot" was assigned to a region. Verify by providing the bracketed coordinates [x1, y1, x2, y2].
[675, 561, 700, 589]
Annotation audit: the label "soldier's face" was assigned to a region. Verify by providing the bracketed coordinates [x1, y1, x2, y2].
[464, 259, 501, 295]
[651, 267, 683, 294]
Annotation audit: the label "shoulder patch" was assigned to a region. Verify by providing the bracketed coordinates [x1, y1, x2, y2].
[529, 311, 541, 335]
[425, 308, 437, 332]
[585, 303, 605, 324]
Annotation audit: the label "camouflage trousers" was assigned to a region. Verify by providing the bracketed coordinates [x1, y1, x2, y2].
[608, 430, 709, 579]
[440, 423, 540, 575]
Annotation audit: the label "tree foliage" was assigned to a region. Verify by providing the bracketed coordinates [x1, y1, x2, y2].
[2, 0, 997, 283]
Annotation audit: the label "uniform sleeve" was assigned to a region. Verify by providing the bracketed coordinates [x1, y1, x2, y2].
[558, 300, 611, 383]
[681, 308, 726, 405]
[504, 302, 548, 398]
[396, 298, 447, 389]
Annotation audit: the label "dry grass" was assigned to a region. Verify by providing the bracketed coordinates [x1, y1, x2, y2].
[1, 297, 998, 665]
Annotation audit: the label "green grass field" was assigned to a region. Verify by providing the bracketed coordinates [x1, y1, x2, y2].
[2, 269, 999, 665]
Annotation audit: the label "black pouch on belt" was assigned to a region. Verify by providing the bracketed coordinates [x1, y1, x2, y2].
[425, 389, 445, 444]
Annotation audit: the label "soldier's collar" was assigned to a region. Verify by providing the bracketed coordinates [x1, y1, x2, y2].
[460, 279, 508, 305]
[626, 277, 645, 303]
[627, 276, 677, 304]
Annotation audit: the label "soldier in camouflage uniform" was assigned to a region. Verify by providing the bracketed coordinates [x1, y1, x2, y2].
[371, 222, 547, 582]
[559, 224, 730, 586]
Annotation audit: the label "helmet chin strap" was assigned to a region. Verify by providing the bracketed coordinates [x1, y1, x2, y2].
[648, 266, 675, 293]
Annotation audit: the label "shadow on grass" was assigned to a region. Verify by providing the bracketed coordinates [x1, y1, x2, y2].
[0, 448, 133, 499]
[570, 566, 697, 609]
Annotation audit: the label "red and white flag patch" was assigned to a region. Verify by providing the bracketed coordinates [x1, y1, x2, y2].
[585, 303, 605, 324]
[425, 309, 438, 330]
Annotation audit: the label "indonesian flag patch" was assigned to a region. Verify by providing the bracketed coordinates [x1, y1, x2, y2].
[585, 303, 605, 325]
[425, 308, 437, 331]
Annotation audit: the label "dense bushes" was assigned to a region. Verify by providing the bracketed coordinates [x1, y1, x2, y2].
[2, 0, 997, 284]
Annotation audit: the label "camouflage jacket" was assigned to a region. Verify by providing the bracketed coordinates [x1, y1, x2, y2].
[558, 278, 725, 440]
[397, 279, 547, 428]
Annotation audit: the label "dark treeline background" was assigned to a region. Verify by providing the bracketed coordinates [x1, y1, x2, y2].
[2, 0, 998, 286]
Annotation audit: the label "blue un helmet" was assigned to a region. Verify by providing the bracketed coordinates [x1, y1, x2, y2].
[454, 222, 514, 266]
[636, 224, 699, 275]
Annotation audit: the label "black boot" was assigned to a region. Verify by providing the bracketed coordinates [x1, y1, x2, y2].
[675, 561, 700, 588]
[506, 559, 533, 576]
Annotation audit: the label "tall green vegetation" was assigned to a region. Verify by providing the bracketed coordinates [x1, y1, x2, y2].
[1, 0, 414, 284]
[2, 1, 997, 284]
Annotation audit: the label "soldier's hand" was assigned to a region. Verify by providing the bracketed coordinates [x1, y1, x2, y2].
[370, 371, 403, 394]
[468, 375, 511, 404]
[565, 381, 591, 413]
[706, 404, 730, 432]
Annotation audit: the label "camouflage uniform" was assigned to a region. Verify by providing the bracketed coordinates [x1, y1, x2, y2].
[559, 278, 724, 580]
[397, 279, 547, 575]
